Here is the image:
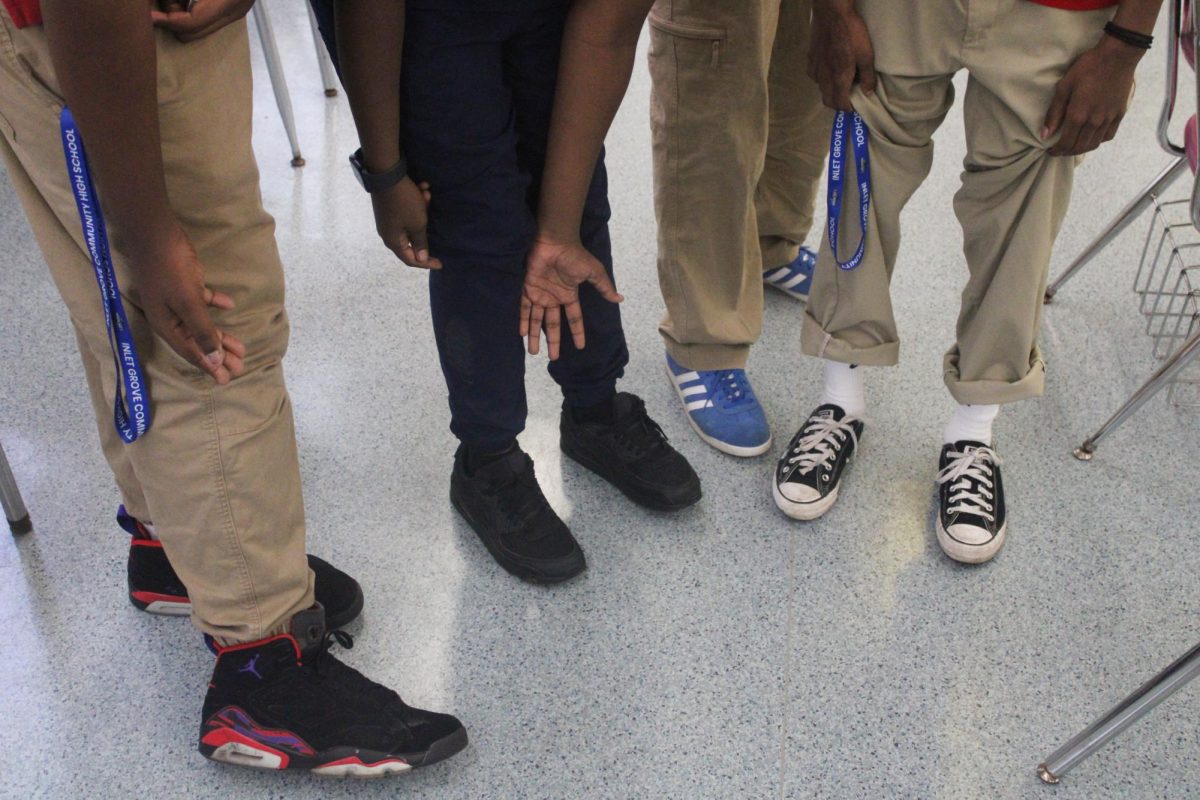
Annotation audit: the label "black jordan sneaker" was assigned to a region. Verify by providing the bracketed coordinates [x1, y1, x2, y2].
[449, 444, 586, 584]
[559, 393, 702, 511]
[118, 507, 365, 628]
[935, 441, 1007, 564]
[199, 606, 467, 776]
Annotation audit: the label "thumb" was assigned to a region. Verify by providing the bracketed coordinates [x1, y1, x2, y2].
[857, 49, 877, 96]
[587, 264, 624, 304]
[173, 292, 224, 367]
[1043, 82, 1070, 139]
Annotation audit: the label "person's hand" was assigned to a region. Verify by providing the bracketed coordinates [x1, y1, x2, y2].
[371, 177, 441, 269]
[1043, 36, 1142, 157]
[808, 0, 876, 112]
[520, 235, 623, 360]
[151, 0, 255, 43]
[133, 225, 246, 384]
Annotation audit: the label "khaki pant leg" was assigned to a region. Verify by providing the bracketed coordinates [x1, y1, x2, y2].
[801, 0, 962, 367]
[0, 14, 312, 644]
[756, 0, 833, 271]
[649, 0, 778, 370]
[945, 0, 1114, 404]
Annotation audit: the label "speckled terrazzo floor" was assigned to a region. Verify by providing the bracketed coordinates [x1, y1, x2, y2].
[2, 7, 1198, 799]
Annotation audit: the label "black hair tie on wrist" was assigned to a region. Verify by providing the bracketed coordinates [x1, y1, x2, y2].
[1104, 21, 1154, 50]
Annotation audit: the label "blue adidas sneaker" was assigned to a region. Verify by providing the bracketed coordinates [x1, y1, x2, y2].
[665, 353, 771, 457]
[763, 246, 816, 301]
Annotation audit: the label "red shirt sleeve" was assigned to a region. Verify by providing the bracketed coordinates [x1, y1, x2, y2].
[1, 0, 43, 28]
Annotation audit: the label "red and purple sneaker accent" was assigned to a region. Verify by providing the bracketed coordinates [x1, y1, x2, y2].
[118, 505, 191, 616]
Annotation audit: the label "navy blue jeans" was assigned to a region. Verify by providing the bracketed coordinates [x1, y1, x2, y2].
[311, 2, 629, 451]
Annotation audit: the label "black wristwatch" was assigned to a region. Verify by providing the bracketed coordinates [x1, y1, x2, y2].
[348, 148, 408, 193]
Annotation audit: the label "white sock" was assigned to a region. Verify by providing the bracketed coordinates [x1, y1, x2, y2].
[819, 361, 865, 417]
[943, 403, 999, 445]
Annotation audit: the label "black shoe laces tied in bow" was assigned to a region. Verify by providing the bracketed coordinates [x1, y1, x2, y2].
[614, 402, 671, 457]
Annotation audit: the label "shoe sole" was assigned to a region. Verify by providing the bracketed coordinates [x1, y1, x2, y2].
[664, 363, 772, 458]
[201, 719, 468, 777]
[936, 518, 1007, 564]
[129, 591, 191, 616]
[559, 438, 701, 512]
[449, 487, 586, 585]
[771, 479, 839, 521]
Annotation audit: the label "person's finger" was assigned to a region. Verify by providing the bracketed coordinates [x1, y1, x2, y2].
[519, 294, 532, 338]
[408, 226, 432, 264]
[527, 302, 545, 355]
[544, 305, 562, 361]
[1102, 117, 1122, 143]
[857, 49, 877, 96]
[832, 73, 855, 112]
[1049, 107, 1085, 156]
[1042, 81, 1071, 142]
[222, 348, 245, 379]
[203, 286, 236, 311]
[157, 311, 230, 383]
[171, 293, 224, 369]
[565, 300, 585, 351]
[1077, 122, 1105, 155]
[586, 266, 624, 304]
[220, 332, 247, 360]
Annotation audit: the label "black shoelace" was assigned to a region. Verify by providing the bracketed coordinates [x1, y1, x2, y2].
[486, 462, 554, 539]
[304, 630, 402, 708]
[613, 405, 671, 458]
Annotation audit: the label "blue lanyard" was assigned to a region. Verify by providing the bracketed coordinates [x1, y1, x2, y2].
[60, 108, 151, 443]
[827, 110, 871, 271]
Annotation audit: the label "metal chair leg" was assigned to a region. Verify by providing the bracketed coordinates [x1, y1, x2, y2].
[1038, 640, 1200, 784]
[251, 1, 305, 167]
[1074, 326, 1200, 460]
[1045, 158, 1188, 304]
[306, 1, 338, 97]
[0, 441, 31, 535]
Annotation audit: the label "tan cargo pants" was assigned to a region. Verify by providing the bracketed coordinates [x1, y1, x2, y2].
[802, 0, 1114, 404]
[0, 12, 313, 643]
[650, 0, 832, 370]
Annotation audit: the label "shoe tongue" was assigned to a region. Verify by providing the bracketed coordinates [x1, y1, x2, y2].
[612, 392, 640, 420]
[952, 439, 990, 454]
[812, 403, 846, 422]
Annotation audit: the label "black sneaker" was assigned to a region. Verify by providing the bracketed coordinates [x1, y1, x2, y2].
[560, 393, 701, 511]
[118, 507, 365, 628]
[199, 606, 467, 776]
[773, 404, 864, 520]
[935, 441, 1006, 564]
[449, 445, 586, 584]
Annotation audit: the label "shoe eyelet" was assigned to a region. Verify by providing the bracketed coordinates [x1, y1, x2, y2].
[822, 474, 831, 482]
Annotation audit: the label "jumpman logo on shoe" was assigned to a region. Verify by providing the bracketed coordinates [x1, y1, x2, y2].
[238, 655, 264, 681]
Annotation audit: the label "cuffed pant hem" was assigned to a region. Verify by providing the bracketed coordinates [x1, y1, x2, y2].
[800, 313, 900, 367]
[943, 352, 1047, 405]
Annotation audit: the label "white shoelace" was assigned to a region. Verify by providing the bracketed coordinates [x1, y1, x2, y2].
[936, 446, 1001, 522]
[786, 416, 859, 476]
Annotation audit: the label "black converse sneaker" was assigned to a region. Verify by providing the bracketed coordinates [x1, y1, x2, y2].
[118, 507, 365, 628]
[773, 404, 864, 520]
[560, 393, 702, 511]
[199, 605, 467, 776]
[935, 441, 1006, 564]
[450, 444, 586, 584]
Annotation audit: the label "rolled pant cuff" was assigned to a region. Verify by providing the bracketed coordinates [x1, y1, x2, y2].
[662, 337, 751, 371]
[800, 313, 900, 367]
[943, 355, 1047, 405]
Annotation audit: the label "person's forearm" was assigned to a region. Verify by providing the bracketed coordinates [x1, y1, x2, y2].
[1112, 0, 1163, 35]
[335, 0, 404, 173]
[536, 0, 654, 242]
[40, 0, 177, 266]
